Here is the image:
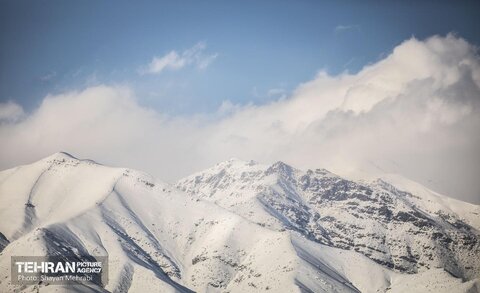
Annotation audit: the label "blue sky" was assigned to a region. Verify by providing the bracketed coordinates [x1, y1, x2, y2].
[1, 0, 480, 114]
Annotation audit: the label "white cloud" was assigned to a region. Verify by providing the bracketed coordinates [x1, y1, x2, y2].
[143, 42, 217, 74]
[0, 101, 24, 123]
[197, 53, 218, 70]
[1, 34, 479, 204]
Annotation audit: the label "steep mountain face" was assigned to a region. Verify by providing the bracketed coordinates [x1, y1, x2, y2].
[0, 154, 479, 293]
[176, 159, 480, 281]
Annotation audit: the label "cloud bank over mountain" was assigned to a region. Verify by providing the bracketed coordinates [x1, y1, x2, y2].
[1, 34, 479, 203]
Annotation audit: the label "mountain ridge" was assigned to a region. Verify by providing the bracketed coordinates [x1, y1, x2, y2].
[0, 153, 478, 292]
[176, 157, 480, 279]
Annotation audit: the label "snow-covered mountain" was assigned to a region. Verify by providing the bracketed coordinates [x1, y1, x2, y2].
[177, 159, 480, 279]
[0, 153, 479, 292]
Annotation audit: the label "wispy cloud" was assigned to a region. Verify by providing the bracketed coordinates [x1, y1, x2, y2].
[142, 42, 217, 74]
[39, 71, 57, 82]
[334, 24, 360, 33]
[267, 88, 287, 99]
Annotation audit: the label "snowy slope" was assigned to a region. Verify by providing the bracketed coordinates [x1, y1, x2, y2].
[0, 154, 479, 292]
[177, 159, 480, 282]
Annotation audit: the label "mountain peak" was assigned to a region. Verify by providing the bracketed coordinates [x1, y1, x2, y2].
[266, 161, 296, 177]
[41, 152, 102, 165]
[271, 160, 290, 167]
[47, 151, 78, 160]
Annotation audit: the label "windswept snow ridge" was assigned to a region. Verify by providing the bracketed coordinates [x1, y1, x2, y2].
[0, 154, 479, 292]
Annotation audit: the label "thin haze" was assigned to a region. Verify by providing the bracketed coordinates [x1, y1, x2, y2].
[0, 1, 479, 204]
